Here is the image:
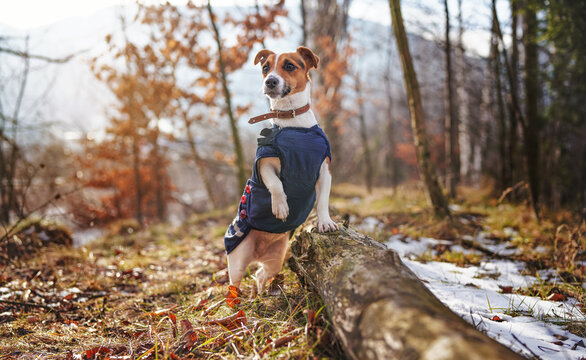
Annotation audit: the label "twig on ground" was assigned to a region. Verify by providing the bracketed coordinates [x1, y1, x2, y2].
[511, 333, 543, 360]
[0, 299, 54, 311]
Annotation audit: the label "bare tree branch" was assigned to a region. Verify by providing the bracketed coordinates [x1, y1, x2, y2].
[0, 46, 83, 63]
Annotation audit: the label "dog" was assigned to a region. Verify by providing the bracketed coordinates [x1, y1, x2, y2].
[224, 46, 338, 295]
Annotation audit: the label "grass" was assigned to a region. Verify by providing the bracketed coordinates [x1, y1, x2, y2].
[415, 250, 484, 267]
[333, 182, 584, 273]
[0, 217, 345, 359]
[333, 181, 585, 336]
[1, 181, 584, 357]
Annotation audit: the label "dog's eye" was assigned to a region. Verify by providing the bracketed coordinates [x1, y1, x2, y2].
[284, 62, 296, 72]
[262, 63, 270, 74]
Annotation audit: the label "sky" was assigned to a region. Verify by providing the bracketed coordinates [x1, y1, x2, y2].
[0, 0, 261, 29]
[0, 0, 508, 56]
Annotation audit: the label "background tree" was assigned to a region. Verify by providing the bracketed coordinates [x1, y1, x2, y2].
[522, 2, 541, 218]
[0, 35, 74, 226]
[206, 0, 286, 190]
[443, 0, 459, 198]
[137, 2, 218, 209]
[456, 0, 471, 186]
[207, 0, 247, 190]
[383, 32, 399, 189]
[507, 0, 521, 191]
[388, 0, 450, 218]
[90, 16, 175, 226]
[139, 0, 286, 195]
[300, 0, 352, 171]
[543, 0, 586, 211]
[86, 1, 286, 221]
[353, 73, 373, 193]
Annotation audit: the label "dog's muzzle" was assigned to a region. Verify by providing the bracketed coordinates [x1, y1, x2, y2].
[264, 75, 284, 98]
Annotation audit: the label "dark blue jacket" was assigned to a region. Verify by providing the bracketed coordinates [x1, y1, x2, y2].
[224, 125, 331, 254]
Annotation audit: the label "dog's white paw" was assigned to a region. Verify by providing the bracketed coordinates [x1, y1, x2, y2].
[271, 194, 289, 221]
[317, 217, 338, 232]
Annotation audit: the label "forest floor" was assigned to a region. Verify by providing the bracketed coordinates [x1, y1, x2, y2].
[0, 182, 584, 359]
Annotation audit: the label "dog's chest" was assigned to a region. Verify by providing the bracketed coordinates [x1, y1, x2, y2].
[258, 126, 330, 186]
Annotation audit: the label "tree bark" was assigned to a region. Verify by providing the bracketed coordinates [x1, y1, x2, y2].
[288, 225, 525, 360]
[355, 75, 373, 193]
[522, 5, 541, 218]
[443, 0, 459, 198]
[508, 0, 520, 188]
[493, 33, 508, 193]
[388, 0, 450, 218]
[207, 0, 247, 191]
[456, 0, 471, 184]
[300, 0, 308, 46]
[383, 36, 398, 189]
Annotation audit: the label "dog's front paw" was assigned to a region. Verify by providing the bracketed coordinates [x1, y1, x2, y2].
[317, 217, 338, 232]
[271, 194, 289, 221]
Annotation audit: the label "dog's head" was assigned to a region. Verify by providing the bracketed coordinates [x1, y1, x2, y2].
[254, 47, 319, 100]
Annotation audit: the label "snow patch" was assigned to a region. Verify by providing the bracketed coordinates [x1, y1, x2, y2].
[385, 237, 586, 359]
[354, 216, 384, 233]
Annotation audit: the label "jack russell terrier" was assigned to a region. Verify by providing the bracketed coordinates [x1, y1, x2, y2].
[224, 46, 338, 295]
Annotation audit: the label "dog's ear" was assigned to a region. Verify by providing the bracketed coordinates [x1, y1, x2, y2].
[254, 49, 275, 65]
[296, 46, 319, 70]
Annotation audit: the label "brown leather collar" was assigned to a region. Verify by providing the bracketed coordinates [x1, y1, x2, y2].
[248, 104, 311, 124]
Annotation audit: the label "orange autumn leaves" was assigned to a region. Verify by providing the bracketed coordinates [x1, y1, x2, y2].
[82, 2, 287, 225]
[225, 284, 241, 308]
[62, 280, 332, 359]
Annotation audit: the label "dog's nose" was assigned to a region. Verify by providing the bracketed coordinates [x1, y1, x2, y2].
[265, 77, 278, 89]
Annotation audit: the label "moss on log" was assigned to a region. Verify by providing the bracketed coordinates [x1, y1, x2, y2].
[288, 225, 524, 360]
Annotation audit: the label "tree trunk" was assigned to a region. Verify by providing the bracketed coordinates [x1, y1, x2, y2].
[151, 127, 166, 221]
[476, 29, 496, 187]
[131, 135, 144, 226]
[508, 0, 520, 188]
[0, 36, 30, 223]
[443, 0, 459, 198]
[522, 5, 541, 218]
[491, 2, 524, 135]
[355, 75, 373, 193]
[456, 0, 471, 184]
[303, 0, 350, 169]
[492, 1, 541, 218]
[383, 37, 398, 189]
[0, 127, 8, 224]
[207, 0, 247, 191]
[493, 35, 508, 193]
[388, 0, 451, 218]
[288, 225, 525, 360]
[300, 0, 308, 46]
[121, 17, 144, 227]
[182, 112, 217, 210]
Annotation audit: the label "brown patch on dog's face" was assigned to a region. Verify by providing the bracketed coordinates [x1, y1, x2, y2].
[253, 47, 320, 99]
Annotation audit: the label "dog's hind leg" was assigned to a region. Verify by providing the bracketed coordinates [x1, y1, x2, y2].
[254, 233, 289, 295]
[227, 234, 256, 288]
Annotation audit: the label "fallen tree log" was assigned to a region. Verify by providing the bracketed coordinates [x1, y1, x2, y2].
[288, 225, 525, 360]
